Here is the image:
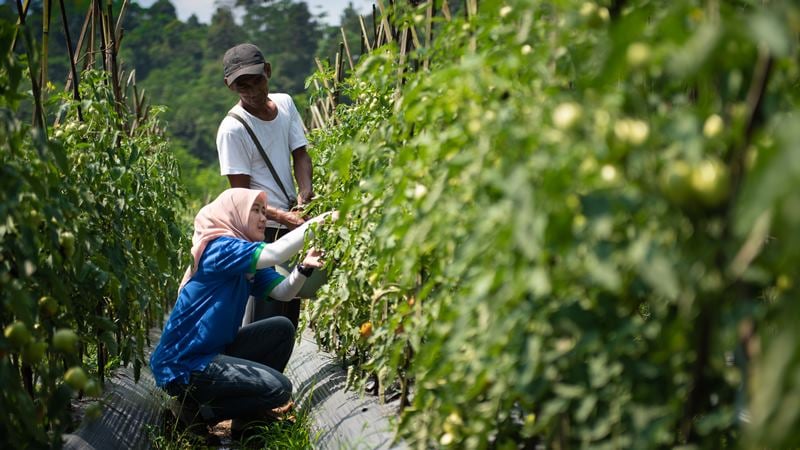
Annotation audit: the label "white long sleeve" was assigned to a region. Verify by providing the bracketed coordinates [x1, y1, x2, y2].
[255, 222, 311, 269]
[268, 268, 308, 301]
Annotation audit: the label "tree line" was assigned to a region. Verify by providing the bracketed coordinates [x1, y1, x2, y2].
[2, 0, 372, 168]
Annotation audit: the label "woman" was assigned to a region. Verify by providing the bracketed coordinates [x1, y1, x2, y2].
[149, 188, 334, 437]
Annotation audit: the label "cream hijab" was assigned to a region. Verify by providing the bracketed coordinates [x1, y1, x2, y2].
[179, 188, 266, 290]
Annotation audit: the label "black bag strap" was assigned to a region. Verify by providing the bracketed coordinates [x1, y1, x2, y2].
[226, 112, 295, 206]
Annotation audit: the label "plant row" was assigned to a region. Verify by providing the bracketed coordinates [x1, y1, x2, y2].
[304, 0, 799, 448]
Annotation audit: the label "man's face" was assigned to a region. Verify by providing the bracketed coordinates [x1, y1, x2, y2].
[232, 72, 268, 108]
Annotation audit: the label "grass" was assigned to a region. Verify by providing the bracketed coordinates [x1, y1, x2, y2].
[147, 401, 319, 449]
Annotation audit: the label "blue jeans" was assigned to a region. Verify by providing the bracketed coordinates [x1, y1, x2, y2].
[166, 316, 295, 424]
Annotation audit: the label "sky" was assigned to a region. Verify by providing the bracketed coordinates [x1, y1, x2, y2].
[135, 0, 373, 26]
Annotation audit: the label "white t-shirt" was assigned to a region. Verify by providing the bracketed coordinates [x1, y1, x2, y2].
[216, 93, 308, 227]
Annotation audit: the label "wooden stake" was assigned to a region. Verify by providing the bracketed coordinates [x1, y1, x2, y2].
[40, 0, 51, 94]
[375, 0, 394, 43]
[359, 15, 372, 54]
[115, 0, 129, 49]
[9, 0, 31, 52]
[58, 0, 83, 122]
[423, 0, 433, 70]
[14, 0, 46, 132]
[341, 27, 354, 71]
[65, 6, 92, 93]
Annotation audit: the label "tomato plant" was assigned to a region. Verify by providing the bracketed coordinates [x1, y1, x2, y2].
[306, 0, 799, 448]
[0, 19, 187, 446]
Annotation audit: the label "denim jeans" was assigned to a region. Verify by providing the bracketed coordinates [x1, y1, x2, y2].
[166, 316, 295, 424]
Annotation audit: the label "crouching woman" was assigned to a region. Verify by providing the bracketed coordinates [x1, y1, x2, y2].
[150, 187, 334, 436]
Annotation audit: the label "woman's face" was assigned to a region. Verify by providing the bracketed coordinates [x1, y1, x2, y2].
[245, 199, 267, 242]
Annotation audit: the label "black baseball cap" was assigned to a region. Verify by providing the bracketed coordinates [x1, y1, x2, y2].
[223, 43, 266, 84]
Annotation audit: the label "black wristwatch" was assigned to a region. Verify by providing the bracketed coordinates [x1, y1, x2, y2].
[296, 264, 314, 277]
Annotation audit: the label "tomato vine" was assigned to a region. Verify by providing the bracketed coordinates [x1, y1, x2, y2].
[305, 0, 799, 448]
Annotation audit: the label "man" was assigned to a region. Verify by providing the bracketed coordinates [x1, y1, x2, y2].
[216, 43, 313, 327]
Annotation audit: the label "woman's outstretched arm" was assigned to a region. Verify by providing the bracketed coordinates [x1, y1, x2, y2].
[255, 212, 337, 269]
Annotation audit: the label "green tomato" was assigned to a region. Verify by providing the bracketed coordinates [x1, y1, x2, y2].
[53, 329, 79, 354]
[84, 402, 103, 421]
[659, 160, 693, 205]
[552, 102, 582, 130]
[38, 296, 58, 316]
[690, 158, 730, 207]
[64, 366, 88, 391]
[59, 231, 76, 258]
[626, 42, 651, 67]
[4, 321, 31, 348]
[22, 341, 47, 365]
[84, 379, 103, 397]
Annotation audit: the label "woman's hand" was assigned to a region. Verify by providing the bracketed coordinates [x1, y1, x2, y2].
[307, 210, 339, 225]
[301, 247, 325, 269]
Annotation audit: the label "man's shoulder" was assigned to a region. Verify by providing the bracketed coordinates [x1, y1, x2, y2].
[219, 106, 248, 133]
[271, 93, 295, 106]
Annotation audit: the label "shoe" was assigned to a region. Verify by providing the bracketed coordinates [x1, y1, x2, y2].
[166, 397, 222, 445]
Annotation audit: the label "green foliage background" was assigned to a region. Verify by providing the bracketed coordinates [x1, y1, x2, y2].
[305, 0, 800, 448]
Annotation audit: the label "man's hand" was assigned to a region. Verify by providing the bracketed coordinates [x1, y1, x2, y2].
[293, 147, 313, 206]
[297, 189, 314, 206]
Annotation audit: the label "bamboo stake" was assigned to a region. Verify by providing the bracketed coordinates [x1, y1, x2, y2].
[114, 0, 129, 49]
[395, 26, 409, 105]
[9, 0, 31, 52]
[341, 27, 354, 71]
[358, 15, 372, 53]
[312, 78, 331, 125]
[375, 22, 384, 48]
[58, 0, 83, 122]
[310, 104, 326, 130]
[88, 0, 97, 69]
[128, 70, 139, 116]
[314, 57, 337, 117]
[333, 47, 342, 107]
[99, 0, 110, 72]
[14, 0, 46, 133]
[467, 0, 478, 17]
[375, 0, 393, 43]
[423, 0, 433, 70]
[40, 0, 51, 95]
[388, 0, 397, 42]
[104, 1, 123, 119]
[442, 0, 452, 21]
[372, 4, 378, 47]
[409, 21, 421, 50]
[65, 6, 92, 93]
[334, 46, 342, 82]
[465, 0, 477, 52]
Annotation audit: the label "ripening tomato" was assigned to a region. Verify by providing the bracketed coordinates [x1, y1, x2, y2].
[359, 321, 373, 338]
